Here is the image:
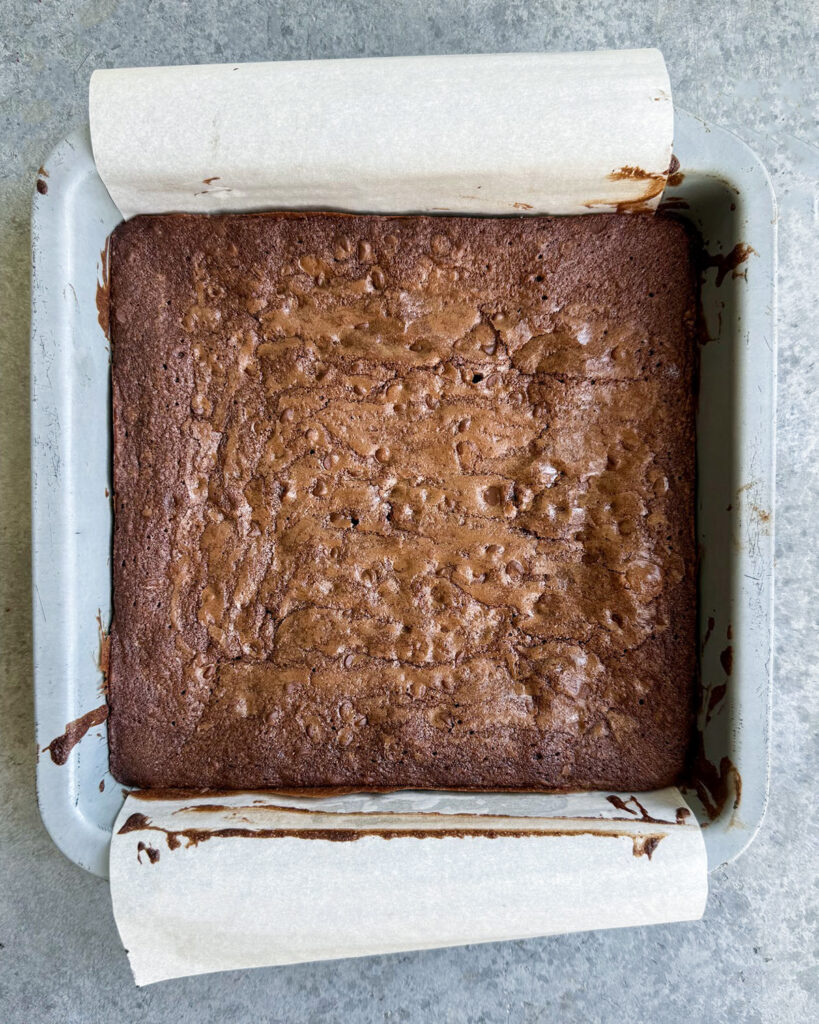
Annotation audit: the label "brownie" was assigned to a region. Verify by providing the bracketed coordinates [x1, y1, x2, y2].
[107, 212, 698, 791]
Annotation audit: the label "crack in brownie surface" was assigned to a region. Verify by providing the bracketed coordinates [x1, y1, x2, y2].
[108, 212, 697, 790]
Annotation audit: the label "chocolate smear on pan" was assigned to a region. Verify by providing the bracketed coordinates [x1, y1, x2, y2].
[702, 615, 716, 652]
[705, 683, 728, 725]
[665, 154, 685, 187]
[96, 236, 111, 338]
[96, 609, 110, 693]
[658, 196, 689, 211]
[44, 705, 109, 765]
[703, 243, 756, 286]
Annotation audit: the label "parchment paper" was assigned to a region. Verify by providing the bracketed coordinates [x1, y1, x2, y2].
[89, 50, 673, 219]
[92, 50, 701, 985]
[111, 788, 706, 985]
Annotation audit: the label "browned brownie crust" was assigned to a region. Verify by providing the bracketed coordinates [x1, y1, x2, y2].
[108, 212, 697, 791]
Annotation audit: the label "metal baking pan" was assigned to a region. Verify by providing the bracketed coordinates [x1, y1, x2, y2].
[31, 109, 775, 878]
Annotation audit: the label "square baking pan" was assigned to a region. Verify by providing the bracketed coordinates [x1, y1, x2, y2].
[31, 109, 775, 878]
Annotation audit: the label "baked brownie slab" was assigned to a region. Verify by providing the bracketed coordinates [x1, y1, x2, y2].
[108, 212, 697, 790]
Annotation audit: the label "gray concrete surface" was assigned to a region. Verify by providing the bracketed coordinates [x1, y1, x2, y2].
[1, 2, 817, 1021]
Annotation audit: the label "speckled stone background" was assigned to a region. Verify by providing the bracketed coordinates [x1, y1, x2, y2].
[1, 2, 817, 1021]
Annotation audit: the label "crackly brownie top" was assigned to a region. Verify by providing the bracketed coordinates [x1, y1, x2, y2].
[107, 212, 697, 791]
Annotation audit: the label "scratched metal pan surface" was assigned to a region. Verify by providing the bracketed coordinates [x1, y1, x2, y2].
[30, 110, 775, 878]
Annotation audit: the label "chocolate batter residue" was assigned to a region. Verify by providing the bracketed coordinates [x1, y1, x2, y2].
[172, 801, 683, 832]
[684, 741, 742, 820]
[704, 244, 755, 286]
[118, 811, 665, 858]
[584, 166, 668, 214]
[658, 196, 689, 211]
[137, 841, 161, 864]
[96, 609, 110, 693]
[605, 794, 676, 825]
[665, 157, 685, 188]
[96, 236, 111, 338]
[705, 683, 728, 724]
[45, 705, 109, 765]
[635, 835, 662, 859]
